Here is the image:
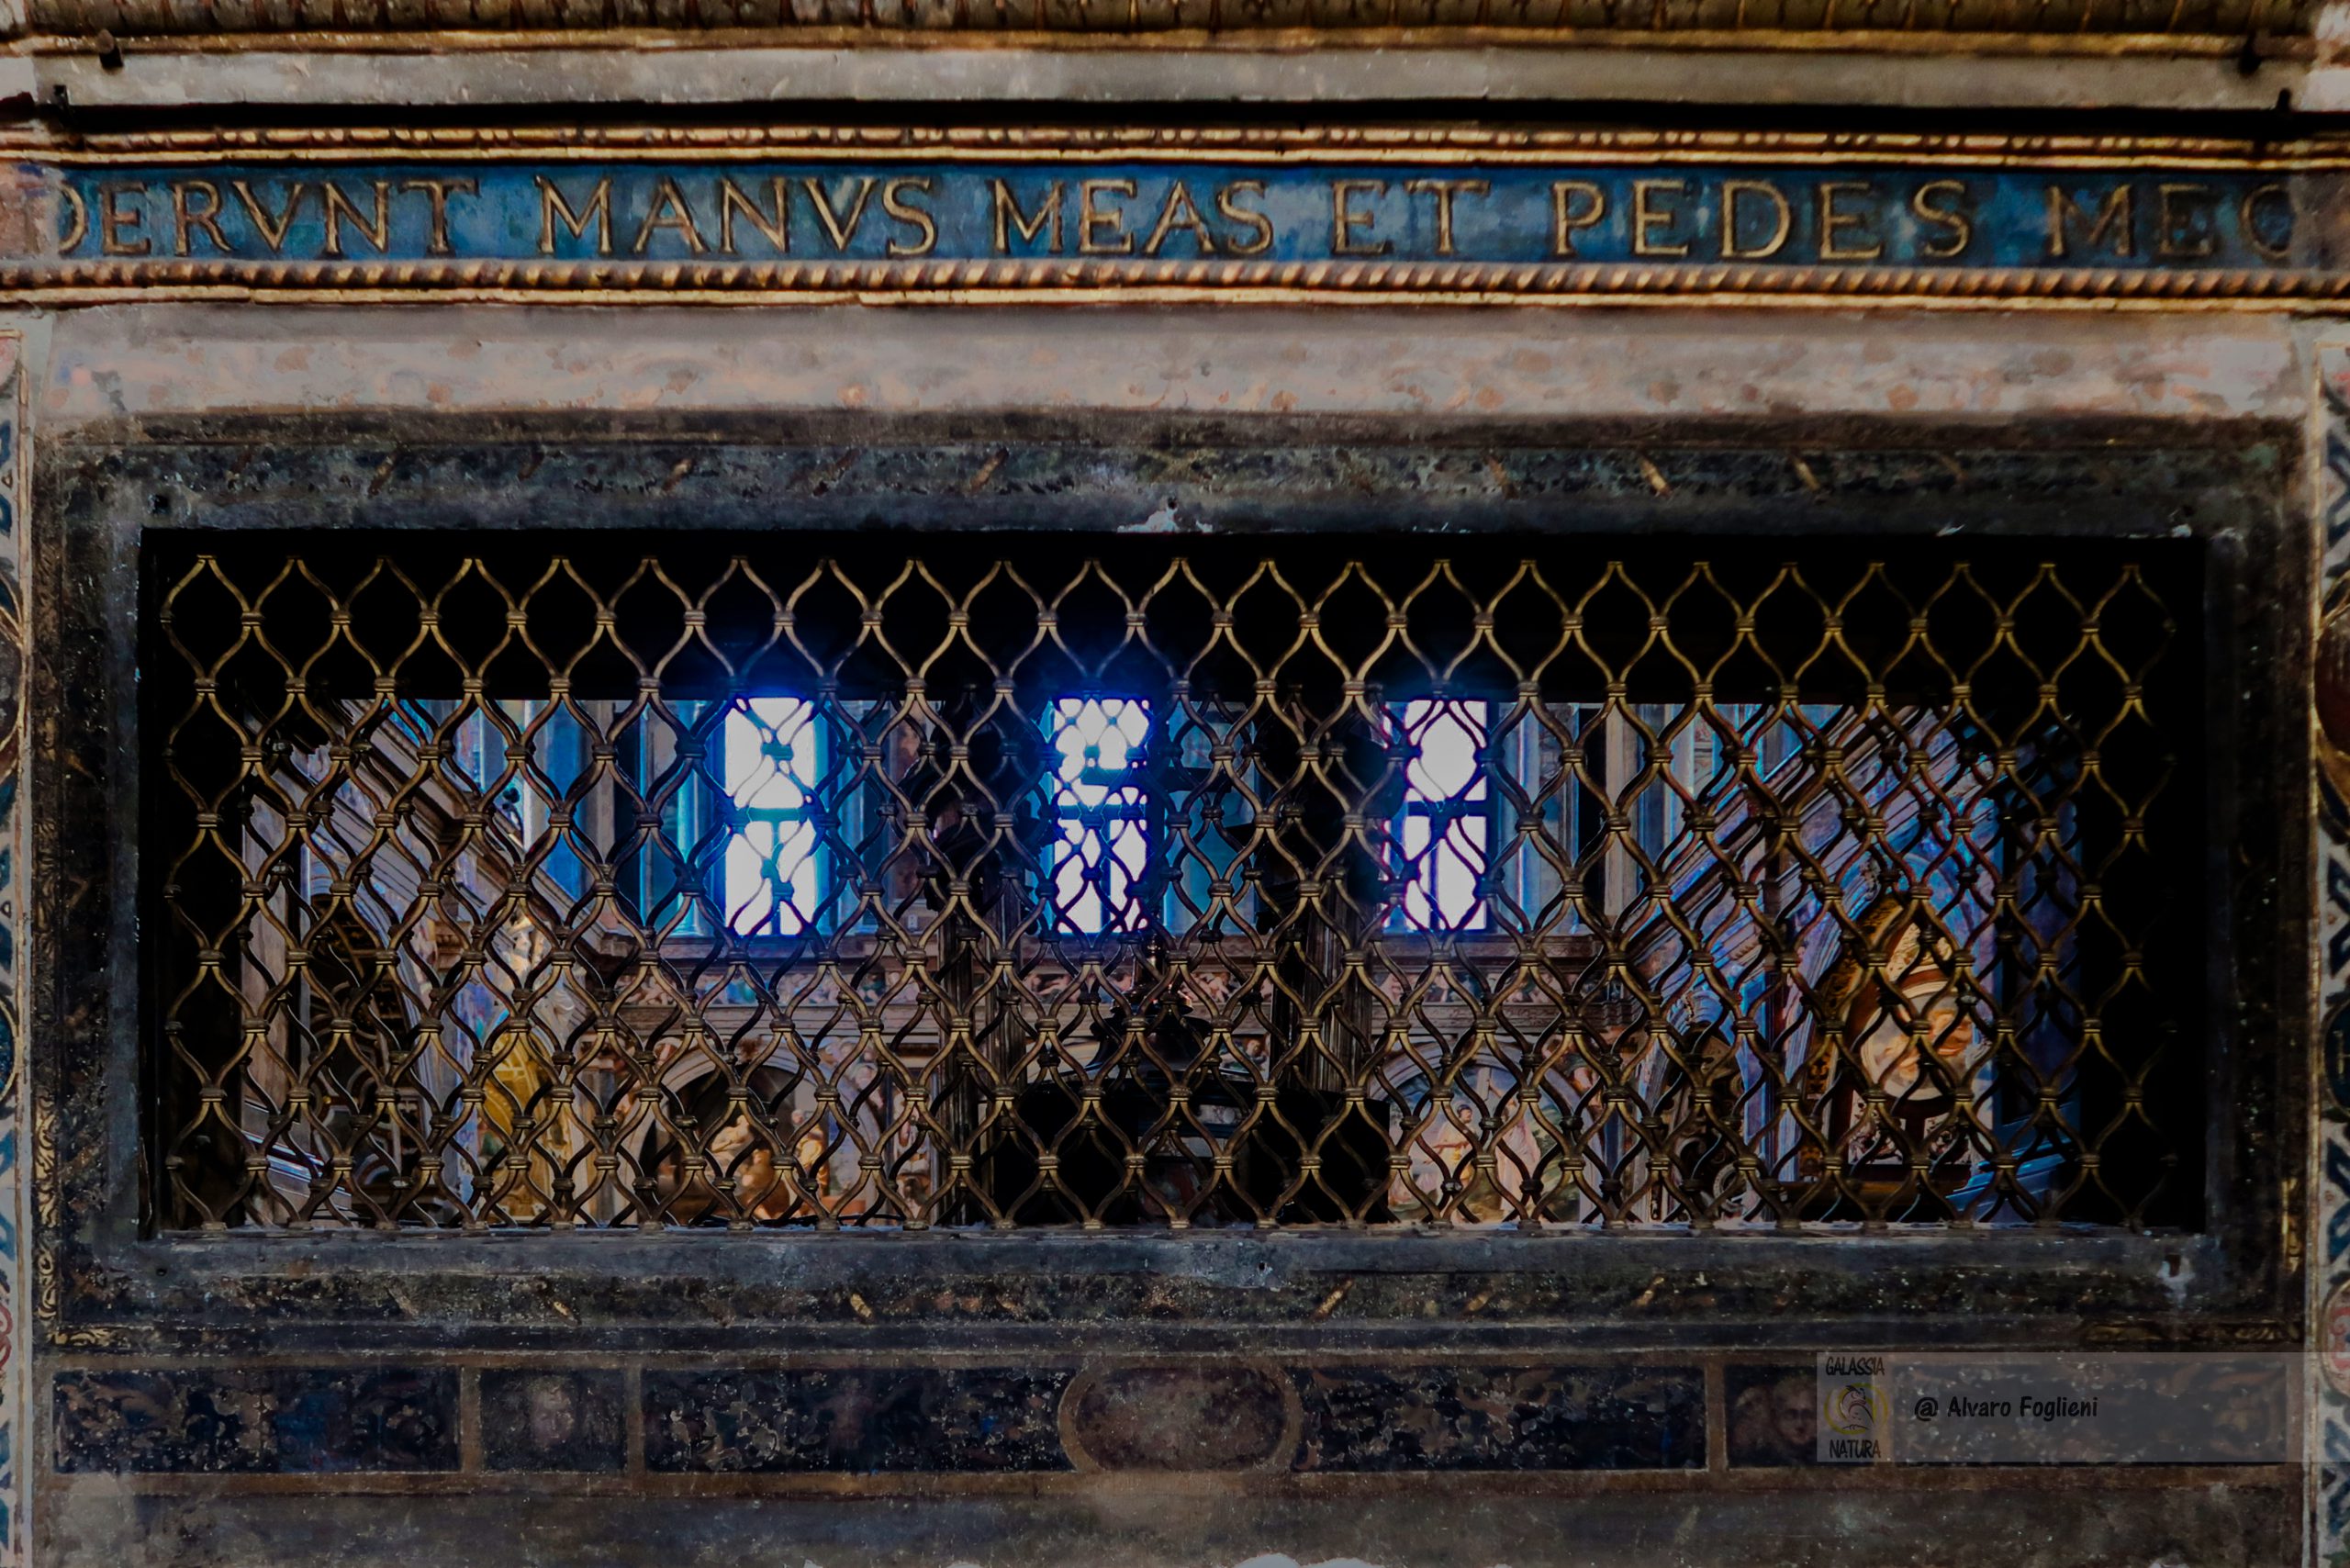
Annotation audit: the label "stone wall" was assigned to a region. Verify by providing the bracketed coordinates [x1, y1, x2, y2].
[0, 301, 2315, 1566]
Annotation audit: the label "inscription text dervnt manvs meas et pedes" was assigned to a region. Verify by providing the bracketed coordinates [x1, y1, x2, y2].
[48, 165, 2298, 270]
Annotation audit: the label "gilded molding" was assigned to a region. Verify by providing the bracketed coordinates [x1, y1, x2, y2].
[1, 260, 2344, 308]
[30, 1094, 57, 1332]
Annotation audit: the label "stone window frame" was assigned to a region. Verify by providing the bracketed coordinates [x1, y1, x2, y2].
[27, 409, 2302, 1360]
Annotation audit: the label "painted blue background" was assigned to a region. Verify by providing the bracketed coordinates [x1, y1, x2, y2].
[59, 162, 2300, 270]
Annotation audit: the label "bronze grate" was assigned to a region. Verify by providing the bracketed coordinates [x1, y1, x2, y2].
[149, 534, 2200, 1232]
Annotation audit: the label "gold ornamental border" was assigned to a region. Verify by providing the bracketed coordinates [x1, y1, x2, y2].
[15, 122, 2350, 170]
[0, 257, 2344, 309]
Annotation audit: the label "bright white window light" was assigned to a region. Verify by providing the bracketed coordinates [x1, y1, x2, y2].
[721, 698, 823, 935]
[1049, 698, 1151, 935]
[1390, 699, 1490, 932]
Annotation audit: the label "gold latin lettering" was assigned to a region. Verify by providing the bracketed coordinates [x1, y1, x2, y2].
[1404, 177, 1488, 257]
[718, 178, 789, 255]
[1080, 179, 1136, 255]
[631, 177, 709, 254]
[537, 176, 612, 256]
[98, 182, 149, 256]
[401, 177, 475, 258]
[320, 179, 392, 259]
[882, 177, 937, 258]
[231, 181, 307, 253]
[1331, 179, 1390, 257]
[1632, 180, 1690, 258]
[2155, 183, 2218, 259]
[990, 180, 1063, 254]
[801, 175, 876, 252]
[55, 185, 85, 253]
[1215, 181, 1274, 256]
[1910, 180, 1972, 259]
[1816, 181, 1883, 262]
[1719, 180, 1790, 261]
[2045, 184, 2134, 259]
[171, 180, 230, 256]
[1550, 182, 1606, 257]
[1143, 180, 1217, 257]
[2242, 182, 2292, 263]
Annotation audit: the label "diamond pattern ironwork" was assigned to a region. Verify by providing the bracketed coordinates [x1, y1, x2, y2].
[151, 535, 2198, 1232]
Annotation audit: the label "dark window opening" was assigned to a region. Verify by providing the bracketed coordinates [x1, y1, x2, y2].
[147, 533, 2204, 1232]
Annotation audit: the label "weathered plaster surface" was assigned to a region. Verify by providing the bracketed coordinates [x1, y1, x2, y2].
[18, 47, 2300, 115]
[35, 1482, 2309, 1568]
[39, 306, 2309, 426]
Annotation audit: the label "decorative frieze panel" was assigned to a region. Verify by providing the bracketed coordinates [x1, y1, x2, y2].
[52, 1369, 460, 1474]
[0, 129, 2346, 306]
[478, 1371, 629, 1474]
[1287, 1366, 1702, 1473]
[54, 1362, 1711, 1477]
[645, 1370, 1074, 1473]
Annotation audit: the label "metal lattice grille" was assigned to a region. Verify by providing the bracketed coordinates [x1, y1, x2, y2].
[151, 535, 2199, 1232]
